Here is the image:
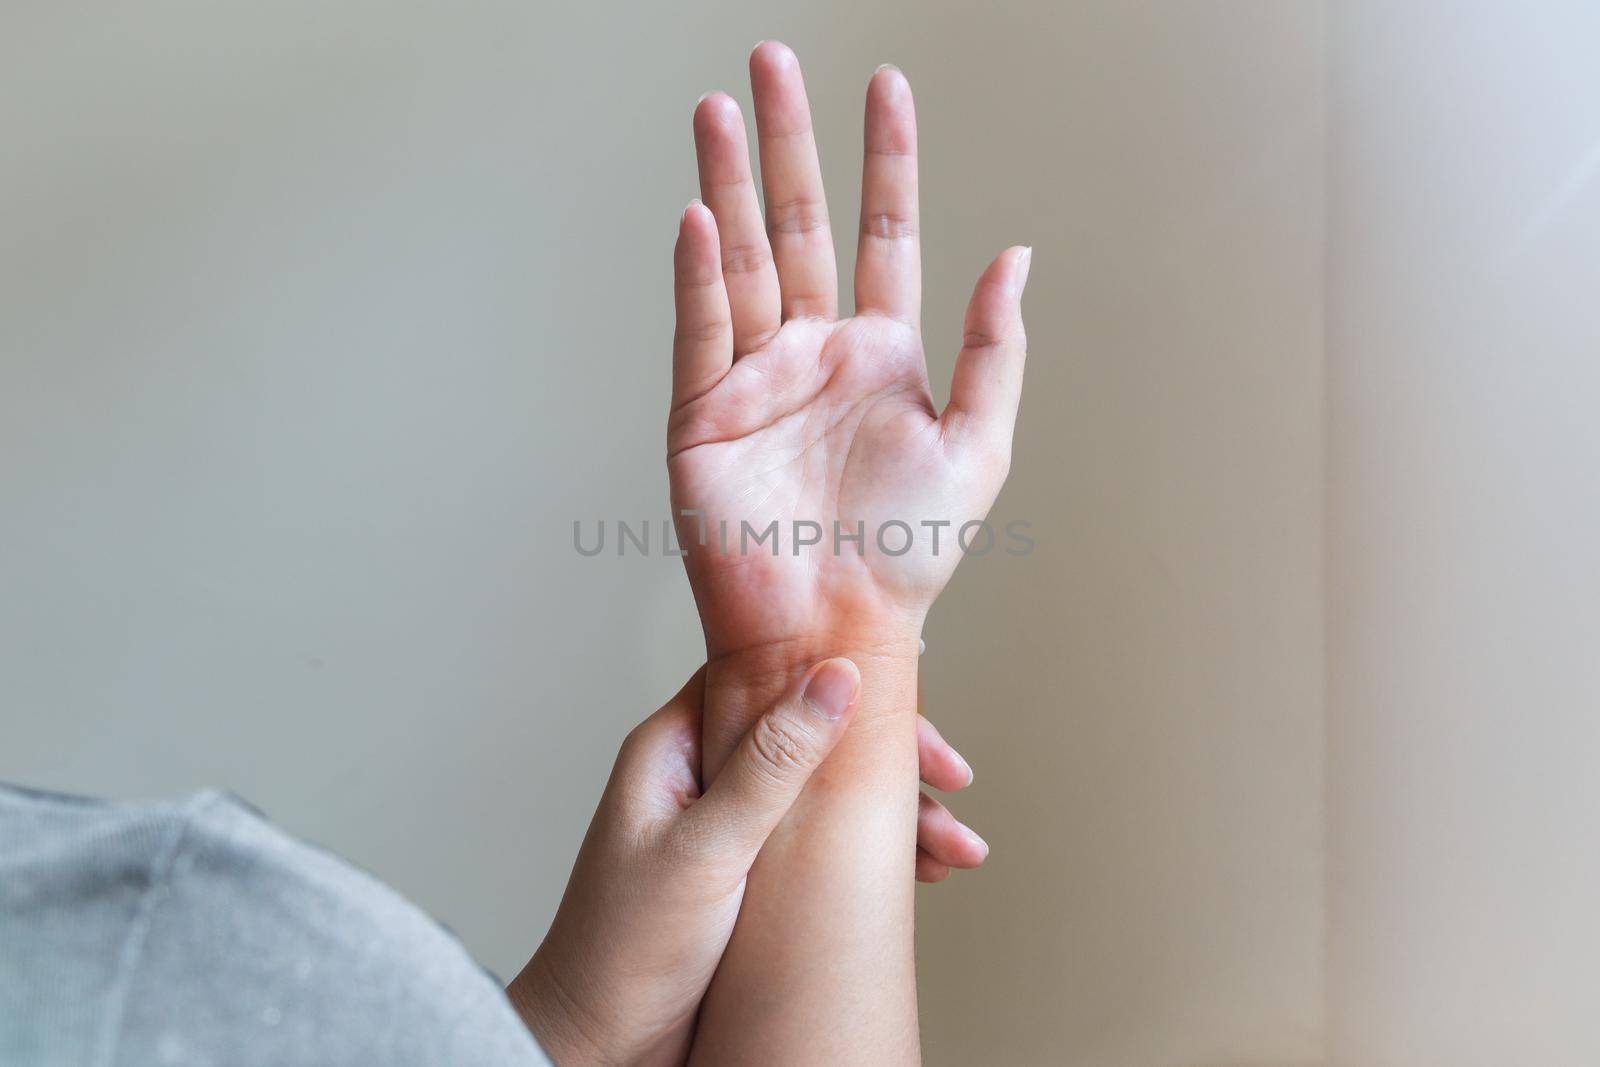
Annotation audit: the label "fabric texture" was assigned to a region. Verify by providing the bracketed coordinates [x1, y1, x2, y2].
[0, 784, 549, 1066]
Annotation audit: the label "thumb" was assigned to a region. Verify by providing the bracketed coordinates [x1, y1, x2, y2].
[942, 245, 1031, 452]
[680, 658, 860, 866]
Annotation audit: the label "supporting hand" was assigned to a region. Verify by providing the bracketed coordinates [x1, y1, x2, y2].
[509, 664, 984, 1064]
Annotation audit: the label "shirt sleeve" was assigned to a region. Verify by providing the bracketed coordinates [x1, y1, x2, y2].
[0, 785, 551, 1067]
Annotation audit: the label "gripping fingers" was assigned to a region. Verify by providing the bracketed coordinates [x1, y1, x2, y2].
[916, 848, 951, 884]
[917, 713, 975, 792]
[916, 792, 989, 871]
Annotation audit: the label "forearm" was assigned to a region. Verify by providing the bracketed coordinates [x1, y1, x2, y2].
[689, 639, 922, 1065]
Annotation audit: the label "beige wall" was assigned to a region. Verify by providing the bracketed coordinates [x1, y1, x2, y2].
[912, 4, 1325, 1064]
[0, 4, 1325, 1064]
[1327, 3, 1600, 1064]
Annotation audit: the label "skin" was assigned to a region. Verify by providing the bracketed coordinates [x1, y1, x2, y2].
[508, 665, 986, 1065]
[673, 43, 1029, 1065]
[512, 40, 1025, 1065]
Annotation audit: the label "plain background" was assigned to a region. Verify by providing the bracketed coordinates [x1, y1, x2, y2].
[1326, 2, 1600, 1065]
[2, 3, 1594, 1065]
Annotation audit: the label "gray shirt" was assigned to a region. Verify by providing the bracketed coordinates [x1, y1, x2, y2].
[0, 785, 550, 1066]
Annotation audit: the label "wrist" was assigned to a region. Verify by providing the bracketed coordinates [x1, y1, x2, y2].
[703, 591, 925, 667]
[696, 573, 929, 661]
[709, 630, 920, 682]
[699, 624, 922, 781]
[706, 626, 921, 716]
[507, 946, 612, 1066]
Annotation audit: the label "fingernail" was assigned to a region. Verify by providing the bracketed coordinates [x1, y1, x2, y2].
[918, 638, 927, 656]
[1017, 246, 1033, 293]
[683, 198, 702, 219]
[962, 824, 990, 857]
[874, 63, 901, 75]
[752, 40, 768, 53]
[803, 659, 859, 720]
[956, 750, 974, 787]
[696, 91, 716, 105]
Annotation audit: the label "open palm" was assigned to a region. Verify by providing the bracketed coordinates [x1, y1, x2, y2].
[668, 44, 1031, 661]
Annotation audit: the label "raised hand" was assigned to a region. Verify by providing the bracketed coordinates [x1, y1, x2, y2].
[669, 44, 1030, 760]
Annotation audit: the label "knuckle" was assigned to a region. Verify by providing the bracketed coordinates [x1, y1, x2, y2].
[866, 143, 916, 159]
[720, 242, 773, 275]
[860, 212, 919, 241]
[767, 196, 830, 237]
[675, 265, 720, 290]
[962, 319, 1025, 356]
[675, 316, 731, 345]
[748, 713, 814, 781]
[962, 328, 1005, 352]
